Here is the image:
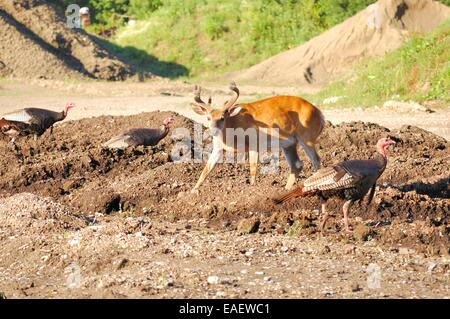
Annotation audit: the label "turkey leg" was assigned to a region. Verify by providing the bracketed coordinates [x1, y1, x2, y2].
[319, 202, 331, 232]
[342, 200, 353, 232]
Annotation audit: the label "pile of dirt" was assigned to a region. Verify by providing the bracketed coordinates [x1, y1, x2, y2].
[0, 192, 85, 237]
[0, 112, 448, 252]
[236, 0, 450, 86]
[0, 0, 135, 80]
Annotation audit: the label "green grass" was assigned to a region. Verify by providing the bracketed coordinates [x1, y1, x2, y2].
[108, 0, 376, 78]
[311, 19, 450, 107]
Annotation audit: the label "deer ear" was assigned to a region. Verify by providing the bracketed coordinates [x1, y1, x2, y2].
[227, 105, 242, 117]
[191, 103, 208, 115]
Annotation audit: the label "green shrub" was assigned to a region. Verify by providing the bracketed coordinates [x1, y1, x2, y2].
[312, 19, 450, 106]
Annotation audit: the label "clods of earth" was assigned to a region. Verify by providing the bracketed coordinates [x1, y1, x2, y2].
[0, 111, 448, 298]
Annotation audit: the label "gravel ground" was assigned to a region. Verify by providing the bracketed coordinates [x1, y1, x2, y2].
[0, 198, 448, 299]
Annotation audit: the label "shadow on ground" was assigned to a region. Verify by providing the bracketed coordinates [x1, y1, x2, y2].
[94, 36, 189, 79]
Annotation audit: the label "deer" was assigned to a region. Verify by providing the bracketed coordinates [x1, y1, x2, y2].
[190, 82, 325, 193]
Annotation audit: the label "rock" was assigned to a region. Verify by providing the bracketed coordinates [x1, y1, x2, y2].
[427, 262, 438, 273]
[344, 245, 357, 255]
[383, 100, 434, 113]
[323, 96, 344, 104]
[237, 217, 260, 234]
[166, 277, 174, 287]
[161, 248, 171, 254]
[263, 276, 272, 282]
[287, 219, 312, 236]
[399, 247, 415, 255]
[321, 245, 331, 254]
[351, 283, 362, 292]
[61, 179, 82, 193]
[74, 188, 121, 214]
[115, 258, 129, 270]
[353, 225, 375, 241]
[207, 275, 219, 285]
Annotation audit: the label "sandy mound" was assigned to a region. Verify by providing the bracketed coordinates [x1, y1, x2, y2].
[236, 0, 450, 86]
[0, 10, 83, 80]
[0, 0, 135, 80]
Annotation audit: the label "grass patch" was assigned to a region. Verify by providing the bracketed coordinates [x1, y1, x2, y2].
[311, 19, 450, 107]
[109, 0, 376, 78]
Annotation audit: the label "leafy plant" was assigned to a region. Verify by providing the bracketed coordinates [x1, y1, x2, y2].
[311, 19, 450, 106]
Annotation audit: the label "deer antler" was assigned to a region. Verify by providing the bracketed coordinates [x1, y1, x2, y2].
[193, 85, 212, 111]
[223, 81, 240, 110]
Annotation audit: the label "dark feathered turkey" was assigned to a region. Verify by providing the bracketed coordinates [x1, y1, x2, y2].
[274, 137, 395, 232]
[103, 117, 175, 149]
[0, 102, 76, 137]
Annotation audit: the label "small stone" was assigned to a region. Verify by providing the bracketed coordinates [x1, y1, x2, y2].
[115, 258, 129, 270]
[427, 262, 438, 273]
[62, 180, 77, 193]
[399, 247, 415, 255]
[345, 245, 357, 255]
[263, 276, 272, 281]
[353, 224, 375, 241]
[351, 283, 362, 292]
[166, 278, 174, 287]
[237, 217, 260, 234]
[207, 275, 219, 285]
[321, 245, 331, 254]
[255, 271, 264, 275]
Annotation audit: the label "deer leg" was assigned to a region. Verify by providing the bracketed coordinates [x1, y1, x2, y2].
[300, 141, 320, 171]
[282, 144, 302, 190]
[191, 148, 221, 193]
[343, 200, 353, 232]
[249, 149, 258, 185]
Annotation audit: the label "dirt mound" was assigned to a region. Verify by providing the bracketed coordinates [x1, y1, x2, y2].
[0, 112, 448, 252]
[0, 192, 85, 236]
[236, 0, 450, 86]
[0, 0, 135, 80]
[0, 9, 83, 80]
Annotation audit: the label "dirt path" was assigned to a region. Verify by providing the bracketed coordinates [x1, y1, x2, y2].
[1, 79, 449, 140]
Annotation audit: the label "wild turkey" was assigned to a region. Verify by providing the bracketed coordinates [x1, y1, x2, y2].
[273, 137, 395, 232]
[102, 116, 175, 149]
[0, 102, 76, 140]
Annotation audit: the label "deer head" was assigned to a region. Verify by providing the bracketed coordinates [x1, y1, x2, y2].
[190, 82, 242, 133]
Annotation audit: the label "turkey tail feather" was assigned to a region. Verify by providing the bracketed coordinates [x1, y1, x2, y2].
[273, 182, 305, 205]
[0, 118, 10, 128]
